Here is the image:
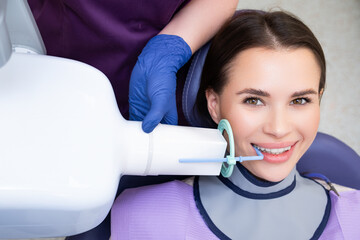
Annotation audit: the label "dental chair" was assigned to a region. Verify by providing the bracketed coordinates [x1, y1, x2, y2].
[0, 2, 359, 239]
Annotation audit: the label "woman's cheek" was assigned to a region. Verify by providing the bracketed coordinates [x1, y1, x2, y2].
[297, 106, 320, 133]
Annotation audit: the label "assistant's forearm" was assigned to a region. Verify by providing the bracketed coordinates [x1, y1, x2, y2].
[159, 0, 238, 53]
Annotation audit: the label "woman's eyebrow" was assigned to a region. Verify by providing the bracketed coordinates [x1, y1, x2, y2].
[235, 88, 318, 97]
[236, 88, 270, 97]
[291, 89, 317, 97]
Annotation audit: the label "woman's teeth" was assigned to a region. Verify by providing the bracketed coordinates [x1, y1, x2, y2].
[253, 144, 291, 155]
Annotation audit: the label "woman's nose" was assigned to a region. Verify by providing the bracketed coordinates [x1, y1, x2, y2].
[263, 107, 292, 139]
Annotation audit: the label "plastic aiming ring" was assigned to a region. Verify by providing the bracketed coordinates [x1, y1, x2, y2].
[217, 119, 236, 177]
[179, 119, 263, 178]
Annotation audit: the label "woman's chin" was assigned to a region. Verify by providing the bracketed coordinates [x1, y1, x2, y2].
[242, 161, 293, 183]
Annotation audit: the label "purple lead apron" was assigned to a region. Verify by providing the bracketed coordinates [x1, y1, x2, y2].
[111, 179, 360, 239]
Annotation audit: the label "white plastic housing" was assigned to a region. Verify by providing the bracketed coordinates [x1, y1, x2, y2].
[0, 0, 46, 68]
[0, 53, 226, 238]
[0, 0, 12, 68]
[5, 0, 46, 54]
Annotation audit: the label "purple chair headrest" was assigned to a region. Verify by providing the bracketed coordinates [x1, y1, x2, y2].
[182, 41, 211, 127]
[182, 39, 360, 190]
[298, 132, 360, 189]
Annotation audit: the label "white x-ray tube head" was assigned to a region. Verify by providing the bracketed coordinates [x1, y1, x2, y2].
[0, 0, 226, 237]
[0, 52, 226, 238]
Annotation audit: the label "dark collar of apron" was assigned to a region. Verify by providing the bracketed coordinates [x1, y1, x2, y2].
[194, 163, 331, 240]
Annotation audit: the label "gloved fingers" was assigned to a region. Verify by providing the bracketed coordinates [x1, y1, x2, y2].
[141, 112, 162, 134]
[129, 100, 148, 121]
[129, 35, 192, 132]
[141, 94, 178, 133]
[129, 61, 148, 121]
[160, 105, 178, 125]
[129, 88, 149, 121]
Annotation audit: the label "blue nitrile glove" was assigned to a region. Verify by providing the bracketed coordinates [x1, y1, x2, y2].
[129, 34, 192, 133]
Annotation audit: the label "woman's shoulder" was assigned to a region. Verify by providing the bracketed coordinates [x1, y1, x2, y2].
[329, 186, 360, 207]
[315, 180, 359, 212]
[112, 179, 194, 216]
[111, 179, 195, 239]
[117, 179, 192, 201]
[320, 187, 360, 239]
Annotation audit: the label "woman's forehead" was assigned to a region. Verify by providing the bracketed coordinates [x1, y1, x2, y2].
[226, 47, 321, 91]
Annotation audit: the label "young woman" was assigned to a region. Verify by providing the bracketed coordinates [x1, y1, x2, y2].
[111, 10, 360, 239]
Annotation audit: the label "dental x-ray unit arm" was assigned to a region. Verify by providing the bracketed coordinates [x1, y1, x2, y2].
[0, 0, 45, 67]
[0, 0, 11, 67]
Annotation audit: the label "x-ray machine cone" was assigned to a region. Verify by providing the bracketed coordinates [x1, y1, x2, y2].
[0, 52, 226, 238]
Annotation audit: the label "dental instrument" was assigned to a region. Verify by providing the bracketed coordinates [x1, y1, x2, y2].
[180, 119, 264, 177]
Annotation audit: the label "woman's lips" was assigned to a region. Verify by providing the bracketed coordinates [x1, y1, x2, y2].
[252, 142, 297, 163]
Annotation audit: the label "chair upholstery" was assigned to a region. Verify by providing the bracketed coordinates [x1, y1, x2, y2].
[298, 132, 360, 189]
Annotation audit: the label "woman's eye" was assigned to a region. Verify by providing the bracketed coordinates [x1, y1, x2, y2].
[290, 98, 310, 105]
[245, 98, 263, 106]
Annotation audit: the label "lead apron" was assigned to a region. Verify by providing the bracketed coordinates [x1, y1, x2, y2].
[194, 164, 331, 240]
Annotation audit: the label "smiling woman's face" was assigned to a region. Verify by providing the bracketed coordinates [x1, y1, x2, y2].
[206, 47, 322, 182]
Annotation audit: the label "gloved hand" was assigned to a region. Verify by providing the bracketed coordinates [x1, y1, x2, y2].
[129, 34, 192, 133]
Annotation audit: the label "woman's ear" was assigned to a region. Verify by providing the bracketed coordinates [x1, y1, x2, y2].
[206, 89, 221, 124]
